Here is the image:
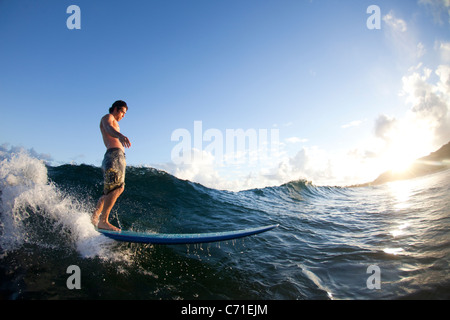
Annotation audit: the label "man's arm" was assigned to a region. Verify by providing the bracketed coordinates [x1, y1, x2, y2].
[101, 115, 131, 148]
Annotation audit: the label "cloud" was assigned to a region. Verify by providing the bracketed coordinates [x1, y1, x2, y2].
[382, 11, 425, 61]
[162, 24, 450, 192]
[0, 144, 53, 163]
[416, 42, 426, 59]
[159, 148, 225, 188]
[160, 142, 344, 191]
[253, 146, 333, 186]
[383, 11, 407, 32]
[163, 56, 450, 190]
[400, 61, 450, 147]
[69, 154, 86, 164]
[438, 42, 450, 63]
[360, 45, 449, 175]
[159, 147, 282, 191]
[262, 145, 384, 187]
[418, 0, 450, 25]
[341, 120, 363, 129]
[285, 137, 308, 144]
[374, 115, 398, 140]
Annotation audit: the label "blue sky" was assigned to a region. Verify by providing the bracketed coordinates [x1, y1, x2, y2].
[1, 0, 449, 190]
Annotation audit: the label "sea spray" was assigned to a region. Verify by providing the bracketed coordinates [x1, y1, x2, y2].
[0, 151, 48, 251]
[0, 150, 130, 263]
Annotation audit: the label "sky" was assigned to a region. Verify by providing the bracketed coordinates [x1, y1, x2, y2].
[1, 0, 449, 191]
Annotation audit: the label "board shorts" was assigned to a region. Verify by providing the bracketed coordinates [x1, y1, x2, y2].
[102, 148, 126, 195]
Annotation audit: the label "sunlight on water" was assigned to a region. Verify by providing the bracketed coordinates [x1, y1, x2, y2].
[390, 223, 410, 238]
[387, 179, 414, 211]
[383, 247, 405, 255]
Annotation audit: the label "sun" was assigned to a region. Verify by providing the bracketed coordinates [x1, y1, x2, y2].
[387, 140, 417, 173]
[389, 153, 415, 174]
[380, 119, 433, 174]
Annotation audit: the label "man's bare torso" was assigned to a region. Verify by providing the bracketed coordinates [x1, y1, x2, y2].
[100, 114, 124, 152]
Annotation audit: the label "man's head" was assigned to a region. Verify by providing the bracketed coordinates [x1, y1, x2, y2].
[109, 100, 128, 121]
[110, 100, 128, 113]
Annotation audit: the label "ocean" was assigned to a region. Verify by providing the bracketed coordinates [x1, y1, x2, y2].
[1, 150, 449, 300]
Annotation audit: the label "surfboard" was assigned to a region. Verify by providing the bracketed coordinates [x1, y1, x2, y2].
[96, 224, 279, 244]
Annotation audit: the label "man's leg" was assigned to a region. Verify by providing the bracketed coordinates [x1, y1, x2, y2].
[93, 186, 124, 231]
[91, 197, 104, 226]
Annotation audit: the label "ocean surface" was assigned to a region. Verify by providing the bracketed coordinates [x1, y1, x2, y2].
[1, 150, 449, 300]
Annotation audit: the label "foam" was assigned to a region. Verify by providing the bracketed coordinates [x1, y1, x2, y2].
[0, 149, 131, 263]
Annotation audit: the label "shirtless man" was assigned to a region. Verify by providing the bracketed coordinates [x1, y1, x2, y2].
[91, 100, 131, 231]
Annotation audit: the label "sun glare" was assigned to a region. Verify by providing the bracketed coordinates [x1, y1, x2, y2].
[388, 149, 415, 174]
[381, 119, 433, 174]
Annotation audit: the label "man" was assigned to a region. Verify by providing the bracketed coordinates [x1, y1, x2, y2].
[91, 100, 131, 231]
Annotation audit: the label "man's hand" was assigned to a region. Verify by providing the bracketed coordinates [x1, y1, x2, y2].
[119, 134, 131, 148]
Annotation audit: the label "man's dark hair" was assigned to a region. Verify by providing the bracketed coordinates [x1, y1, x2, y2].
[109, 100, 128, 114]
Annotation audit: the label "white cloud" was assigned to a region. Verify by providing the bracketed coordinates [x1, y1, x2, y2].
[438, 42, 450, 63]
[400, 62, 450, 146]
[416, 42, 426, 59]
[285, 137, 308, 144]
[260, 145, 386, 187]
[0, 144, 53, 163]
[159, 148, 227, 189]
[382, 11, 425, 63]
[341, 120, 363, 129]
[418, 0, 450, 25]
[163, 58, 450, 190]
[255, 43, 450, 188]
[383, 11, 407, 32]
[162, 26, 450, 193]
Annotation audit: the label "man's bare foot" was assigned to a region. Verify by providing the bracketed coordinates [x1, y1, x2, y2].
[97, 220, 121, 232]
[91, 212, 100, 226]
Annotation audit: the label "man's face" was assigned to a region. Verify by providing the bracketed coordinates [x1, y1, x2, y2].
[113, 107, 127, 122]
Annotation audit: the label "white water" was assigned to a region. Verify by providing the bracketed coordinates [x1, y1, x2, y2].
[0, 149, 130, 263]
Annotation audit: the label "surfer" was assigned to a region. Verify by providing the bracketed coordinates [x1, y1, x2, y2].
[91, 100, 131, 231]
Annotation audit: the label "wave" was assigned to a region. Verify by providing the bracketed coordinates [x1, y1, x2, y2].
[0, 148, 337, 256]
[2, 148, 449, 299]
[0, 151, 129, 262]
[0, 150, 269, 253]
